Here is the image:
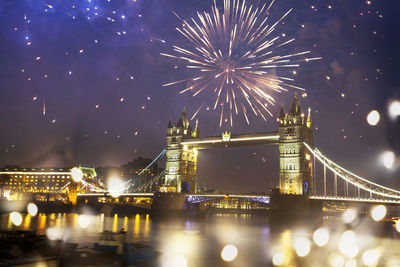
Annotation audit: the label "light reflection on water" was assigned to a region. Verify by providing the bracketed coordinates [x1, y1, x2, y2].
[0, 213, 275, 266]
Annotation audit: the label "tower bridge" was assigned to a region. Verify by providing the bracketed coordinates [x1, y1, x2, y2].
[68, 94, 400, 214]
[165, 93, 313, 195]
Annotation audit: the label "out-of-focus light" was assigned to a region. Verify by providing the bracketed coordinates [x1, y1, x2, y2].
[344, 259, 357, 267]
[171, 255, 187, 267]
[71, 167, 83, 182]
[330, 254, 345, 267]
[370, 205, 386, 221]
[294, 237, 311, 257]
[381, 151, 395, 169]
[388, 100, 400, 119]
[342, 209, 357, 224]
[78, 214, 91, 228]
[10, 212, 23, 226]
[221, 244, 238, 262]
[313, 227, 329, 247]
[362, 248, 380, 266]
[367, 110, 380, 126]
[46, 227, 63, 241]
[339, 231, 358, 258]
[396, 220, 400, 233]
[108, 177, 124, 198]
[27, 203, 38, 216]
[272, 252, 285, 266]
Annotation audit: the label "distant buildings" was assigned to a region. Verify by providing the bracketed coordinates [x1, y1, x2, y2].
[0, 165, 97, 200]
[120, 157, 163, 192]
[0, 156, 164, 200]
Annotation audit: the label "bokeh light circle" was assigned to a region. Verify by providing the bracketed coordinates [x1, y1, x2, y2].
[396, 220, 400, 233]
[339, 230, 358, 258]
[171, 255, 187, 267]
[71, 167, 83, 183]
[272, 252, 285, 266]
[27, 203, 38, 216]
[362, 248, 380, 266]
[10, 211, 23, 226]
[221, 244, 238, 262]
[367, 110, 380, 126]
[388, 100, 400, 119]
[78, 214, 91, 228]
[313, 227, 330, 247]
[342, 209, 357, 224]
[381, 151, 395, 169]
[370, 205, 386, 221]
[294, 237, 311, 257]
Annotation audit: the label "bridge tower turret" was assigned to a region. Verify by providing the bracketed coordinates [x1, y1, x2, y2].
[278, 93, 314, 195]
[165, 108, 199, 193]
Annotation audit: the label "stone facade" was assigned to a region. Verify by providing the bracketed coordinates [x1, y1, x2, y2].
[165, 108, 199, 193]
[278, 93, 314, 195]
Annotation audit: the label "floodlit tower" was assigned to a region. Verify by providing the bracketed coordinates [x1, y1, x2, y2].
[165, 108, 199, 193]
[278, 93, 314, 195]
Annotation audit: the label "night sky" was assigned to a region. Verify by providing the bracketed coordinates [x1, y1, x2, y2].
[0, 0, 399, 193]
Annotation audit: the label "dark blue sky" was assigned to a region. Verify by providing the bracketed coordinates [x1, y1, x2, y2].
[0, 0, 399, 192]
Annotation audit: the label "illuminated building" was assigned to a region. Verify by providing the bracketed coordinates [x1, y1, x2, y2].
[165, 107, 199, 193]
[278, 93, 313, 195]
[0, 166, 97, 200]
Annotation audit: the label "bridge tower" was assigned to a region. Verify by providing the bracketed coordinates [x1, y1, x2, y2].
[165, 108, 199, 193]
[278, 93, 314, 195]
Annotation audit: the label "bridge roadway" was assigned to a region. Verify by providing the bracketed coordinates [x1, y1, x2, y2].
[180, 131, 279, 149]
[77, 193, 400, 205]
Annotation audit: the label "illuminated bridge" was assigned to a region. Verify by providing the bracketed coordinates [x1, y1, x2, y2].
[72, 95, 400, 210]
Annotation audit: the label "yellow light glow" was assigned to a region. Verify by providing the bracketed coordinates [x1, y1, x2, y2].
[183, 145, 188, 151]
[171, 255, 187, 267]
[366, 110, 380, 126]
[71, 167, 83, 182]
[313, 227, 329, 247]
[362, 248, 380, 266]
[305, 153, 311, 160]
[339, 230, 358, 258]
[272, 252, 285, 266]
[10, 212, 23, 226]
[78, 214, 91, 228]
[294, 237, 311, 257]
[27, 203, 38, 216]
[370, 205, 386, 221]
[221, 244, 238, 262]
[193, 148, 198, 156]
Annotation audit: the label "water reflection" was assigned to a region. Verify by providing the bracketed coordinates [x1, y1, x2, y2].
[0, 213, 275, 266]
[1, 211, 400, 266]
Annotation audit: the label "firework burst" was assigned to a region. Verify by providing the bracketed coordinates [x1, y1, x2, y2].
[162, 0, 320, 126]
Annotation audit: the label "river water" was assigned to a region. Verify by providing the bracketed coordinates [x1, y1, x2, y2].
[1, 212, 400, 266]
[1, 213, 279, 266]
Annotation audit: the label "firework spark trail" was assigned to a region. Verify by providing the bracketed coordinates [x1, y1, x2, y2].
[162, 0, 320, 126]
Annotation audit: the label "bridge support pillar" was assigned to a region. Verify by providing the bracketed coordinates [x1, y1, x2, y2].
[334, 173, 337, 196]
[165, 108, 199, 193]
[278, 94, 314, 195]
